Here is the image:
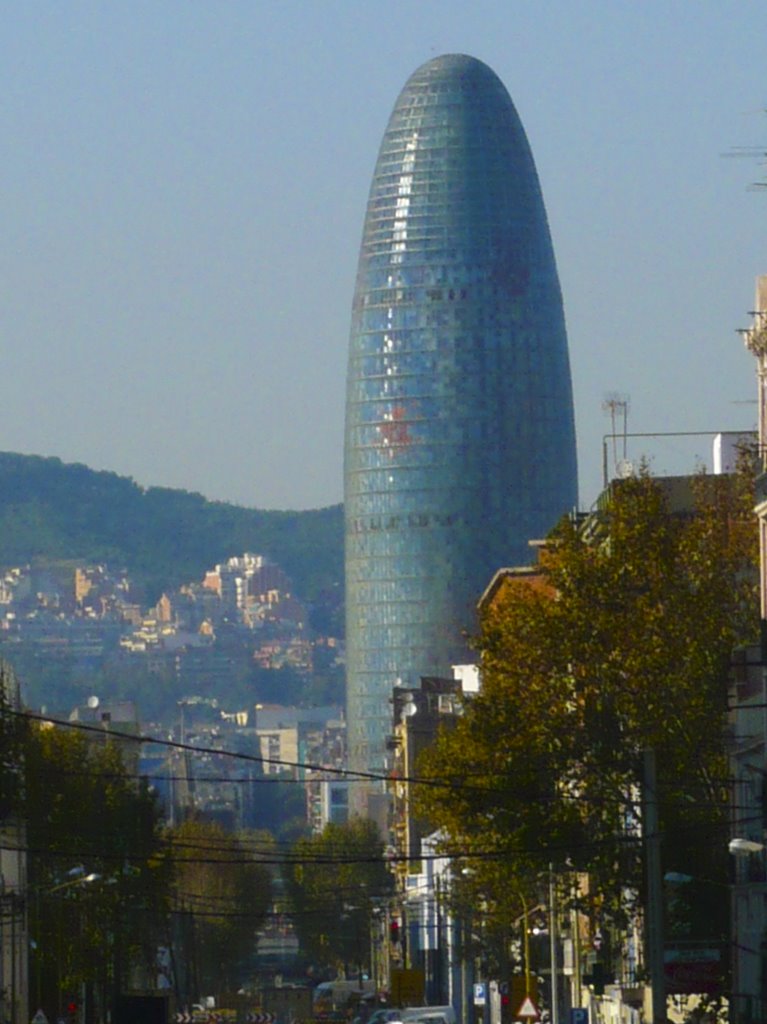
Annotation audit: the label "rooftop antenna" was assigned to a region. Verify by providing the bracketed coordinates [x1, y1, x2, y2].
[602, 392, 631, 480]
[721, 109, 767, 189]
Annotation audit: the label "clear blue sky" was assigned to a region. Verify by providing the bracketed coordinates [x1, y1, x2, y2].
[2, 2, 765, 510]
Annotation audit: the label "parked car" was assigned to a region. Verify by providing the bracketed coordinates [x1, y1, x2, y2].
[400, 1007, 456, 1024]
[366, 1010, 401, 1024]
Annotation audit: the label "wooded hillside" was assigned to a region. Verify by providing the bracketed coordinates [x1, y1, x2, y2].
[0, 452, 343, 603]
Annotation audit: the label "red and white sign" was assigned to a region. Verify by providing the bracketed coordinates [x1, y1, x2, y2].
[514, 995, 541, 1021]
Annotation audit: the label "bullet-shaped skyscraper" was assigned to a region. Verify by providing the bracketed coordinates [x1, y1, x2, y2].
[345, 54, 577, 780]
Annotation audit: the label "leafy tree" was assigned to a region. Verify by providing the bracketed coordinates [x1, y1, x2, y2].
[166, 818, 272, 995]
[23, 721, 170, 1017]
[415, 473, 758, 937]
[246, 772, 308, 839]
[286, 819, 393, 974]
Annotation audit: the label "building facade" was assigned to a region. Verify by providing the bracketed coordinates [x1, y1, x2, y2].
[730, 274, 767, 1023]
[344, 54, 578, 780]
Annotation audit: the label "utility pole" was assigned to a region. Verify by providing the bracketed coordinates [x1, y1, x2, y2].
[548, 866, 559, 1024]
[461, 910, 471, 1024]
[435, 874, 443, 1003]
[643, 749, 665, 1023]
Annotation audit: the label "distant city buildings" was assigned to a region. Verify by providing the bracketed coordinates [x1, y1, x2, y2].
[0, 558, 341, 833]
[149, 700, 347, 831]
[344, 54, 578, 789]
[0, 550, 348, 839]
[0, 552, 342, 706]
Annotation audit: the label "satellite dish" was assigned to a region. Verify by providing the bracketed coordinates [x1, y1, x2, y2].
[616, 459, 634, 479]
[87, 695, 100, 709]
[401, 700, 418, 718]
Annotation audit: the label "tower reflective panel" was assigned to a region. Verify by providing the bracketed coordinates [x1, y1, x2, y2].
[344, 54, 577, 778]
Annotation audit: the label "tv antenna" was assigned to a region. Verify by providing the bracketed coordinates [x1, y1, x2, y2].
[602, 392, 630, 476]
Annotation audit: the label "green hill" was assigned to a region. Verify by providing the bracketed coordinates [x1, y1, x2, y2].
[0, 452, 343, 605]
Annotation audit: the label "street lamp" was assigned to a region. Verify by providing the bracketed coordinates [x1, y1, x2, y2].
[32, 869, 102, 1019]
[728, 839, 765, 856]
[48, 874, 101, 894]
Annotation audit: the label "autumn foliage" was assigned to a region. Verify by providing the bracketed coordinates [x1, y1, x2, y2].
[415, 473, 758, 925]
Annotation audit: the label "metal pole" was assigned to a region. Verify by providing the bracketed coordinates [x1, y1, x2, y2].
[36, 889, 42, 1012]
[10, 894, 16, 1024]
[461, 911, 471, 1024]
[571, 899, 582, 1009]
[643, 749, 666, 1023]
[548, 867, 559, 1024]
[383, 903, 390, 994]
[435, 876, 443, 1003]
[369, 913, 377, 994]
[517, 891, 532, 998]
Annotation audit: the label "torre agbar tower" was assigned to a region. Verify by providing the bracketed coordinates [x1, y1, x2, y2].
[344, 54, 577, 783]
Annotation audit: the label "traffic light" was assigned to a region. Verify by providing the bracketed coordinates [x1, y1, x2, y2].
[66, 1000, 79, 1024]
[390, 919, 400, 944]
[583, 961, 606, 996]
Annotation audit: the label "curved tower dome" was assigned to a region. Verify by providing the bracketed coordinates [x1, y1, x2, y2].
[344, 54, 577, 780]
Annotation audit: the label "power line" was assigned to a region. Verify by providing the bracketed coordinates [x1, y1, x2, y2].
[24, 758, 744, 795]
[4, 809, 751, 869]
[11, 708, 740, 804]
[10, 707, 429, 786]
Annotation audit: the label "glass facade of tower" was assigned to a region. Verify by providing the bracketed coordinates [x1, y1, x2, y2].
[345, 55, 577, 776]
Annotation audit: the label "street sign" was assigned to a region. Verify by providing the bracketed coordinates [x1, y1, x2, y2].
[390, 968, 425, 1006]
[570, 1010, 589, 1024]
[510, 976, 538, 1011]
[514, 995, 540, 1021]
[473, 983, 487, 1006]
[664, 944, 724, 995]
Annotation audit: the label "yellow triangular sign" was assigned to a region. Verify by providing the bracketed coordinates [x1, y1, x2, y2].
[515, 995, 540, 1020]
